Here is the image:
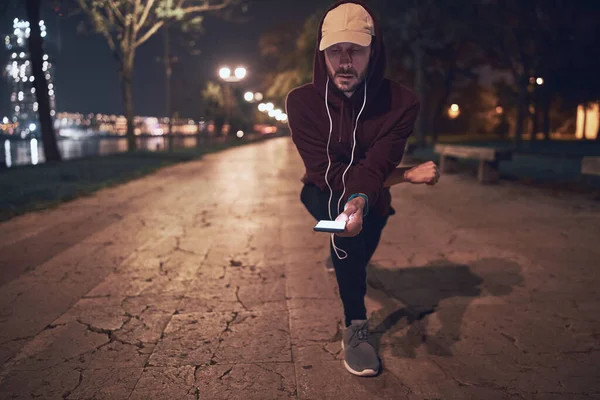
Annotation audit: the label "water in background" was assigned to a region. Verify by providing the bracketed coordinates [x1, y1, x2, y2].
[2, 135, 200, 167]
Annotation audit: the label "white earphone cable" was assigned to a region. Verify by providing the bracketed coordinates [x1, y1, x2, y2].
[324, 77, 347, 260]
[324, 77, 368, 260]
[337, 80, 367, 215]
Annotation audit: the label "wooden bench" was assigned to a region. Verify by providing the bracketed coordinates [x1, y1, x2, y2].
[581, 156, 600, 176]
[434, 144, 513, 183]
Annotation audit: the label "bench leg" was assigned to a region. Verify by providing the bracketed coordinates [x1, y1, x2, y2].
[478, 160, 499, 183]
[440, 155, 458, 174]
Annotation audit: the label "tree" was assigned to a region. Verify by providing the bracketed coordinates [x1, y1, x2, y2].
[475, 0, 600, 144]
[201, 80, 253, 137]
[258, 10, 322, 107]
[201, 81, 226, 136]
[373, 0, 484, 146]
[548, 2, 600, 141]
[76, 0, 241, 152]
[0, 0, 62, 161]
[25, 0, 61, 162]
[157, 15, 206, 150]
[426, 41, 482, 143]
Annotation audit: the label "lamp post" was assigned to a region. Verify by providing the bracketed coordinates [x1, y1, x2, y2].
[528, 76, 545, 140]
[218, 66, 246, 136]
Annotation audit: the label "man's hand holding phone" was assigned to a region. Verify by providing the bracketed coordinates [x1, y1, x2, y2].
[313, 196, 365, 237]
[334, 196, 365, 237]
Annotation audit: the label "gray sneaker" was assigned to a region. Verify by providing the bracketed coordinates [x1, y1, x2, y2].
[341, 320, 380, 376]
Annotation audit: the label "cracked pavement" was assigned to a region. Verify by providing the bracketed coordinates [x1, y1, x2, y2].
[0, 137, 599, 399]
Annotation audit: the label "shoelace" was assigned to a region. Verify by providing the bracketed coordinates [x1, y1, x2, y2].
[349, 323, 370, 347]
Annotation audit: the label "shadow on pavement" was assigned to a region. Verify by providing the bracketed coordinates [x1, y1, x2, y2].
[367, 258, 524, 358]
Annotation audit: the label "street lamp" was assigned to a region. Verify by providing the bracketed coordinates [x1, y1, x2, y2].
[219, 65, 246, 83]
[218, 65, 247, 135]
[530, 76, 544, 86]
[448, 104, 460, 119]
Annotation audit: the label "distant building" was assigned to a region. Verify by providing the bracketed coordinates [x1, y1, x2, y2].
[3, 18, 56, 137]
[53, 112, 201, 137]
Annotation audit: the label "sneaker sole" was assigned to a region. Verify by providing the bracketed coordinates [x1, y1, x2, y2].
[341, 339, 379, 377]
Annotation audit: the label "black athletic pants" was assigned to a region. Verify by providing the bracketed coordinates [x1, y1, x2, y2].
[300, 183, 390, 327]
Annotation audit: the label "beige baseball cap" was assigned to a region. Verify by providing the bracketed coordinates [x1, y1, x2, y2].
[319, 3, 374, 51]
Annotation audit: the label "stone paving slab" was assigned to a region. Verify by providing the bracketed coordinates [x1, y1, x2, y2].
[296, 361, 410, 400]
[129, 363, 297, 400]
[1, 137, 599, 399]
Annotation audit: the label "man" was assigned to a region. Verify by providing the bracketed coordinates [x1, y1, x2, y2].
[286, 0, 439, 377]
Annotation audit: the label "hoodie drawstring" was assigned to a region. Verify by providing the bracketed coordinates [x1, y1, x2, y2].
[324, 77, 368, 260]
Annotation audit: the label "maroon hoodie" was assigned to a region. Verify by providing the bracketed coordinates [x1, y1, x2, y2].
[285, 0, 420, 217]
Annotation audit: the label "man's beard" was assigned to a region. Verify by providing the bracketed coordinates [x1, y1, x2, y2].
[332, 67, 366, 93]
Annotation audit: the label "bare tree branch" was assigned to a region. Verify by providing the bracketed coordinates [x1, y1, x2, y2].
[132, 0, 142, 34]
[181, 0, 234, 14]
[107, 0, 125, 24]
[136, 0, 156, 31]
[135, 20, 164, 48]
[75, 0, 242, 150]
[122, 1, 135, 53]
[76, 0, 122, 62]
[106, 4, 119, 28]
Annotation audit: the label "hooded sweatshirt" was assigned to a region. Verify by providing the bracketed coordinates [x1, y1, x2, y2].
[285, 0, 420, 217]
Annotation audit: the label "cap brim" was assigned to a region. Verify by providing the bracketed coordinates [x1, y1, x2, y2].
[319, 31, 372, 51]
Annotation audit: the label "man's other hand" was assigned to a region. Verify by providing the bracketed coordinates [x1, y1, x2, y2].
[334, 197, 365, 237]
[405, 161, 440, 185]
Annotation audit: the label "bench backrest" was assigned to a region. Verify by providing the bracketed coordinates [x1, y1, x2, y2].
[434, 144, 512, 162]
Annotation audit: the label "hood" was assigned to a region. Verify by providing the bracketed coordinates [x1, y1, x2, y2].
[312, 0, 386, 104]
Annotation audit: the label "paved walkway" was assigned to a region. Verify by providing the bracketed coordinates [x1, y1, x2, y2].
[0, 137, 599, 399]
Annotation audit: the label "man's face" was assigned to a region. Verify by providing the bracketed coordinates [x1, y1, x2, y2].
[324, 42, 371, 95]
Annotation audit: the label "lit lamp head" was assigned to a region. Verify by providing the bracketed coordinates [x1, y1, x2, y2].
[234, 67, 247, 80]
[219, 66, 247, 82]
[448, 104, 460, 119]
[219, 67, 231, 80]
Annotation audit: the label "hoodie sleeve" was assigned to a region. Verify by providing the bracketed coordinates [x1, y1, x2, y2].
[344, 99, 420, 205]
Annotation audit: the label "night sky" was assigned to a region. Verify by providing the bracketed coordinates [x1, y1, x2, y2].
[0, 0, 331, 119]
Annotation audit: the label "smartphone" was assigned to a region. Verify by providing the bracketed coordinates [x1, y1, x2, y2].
[314, 220, 346, 233]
